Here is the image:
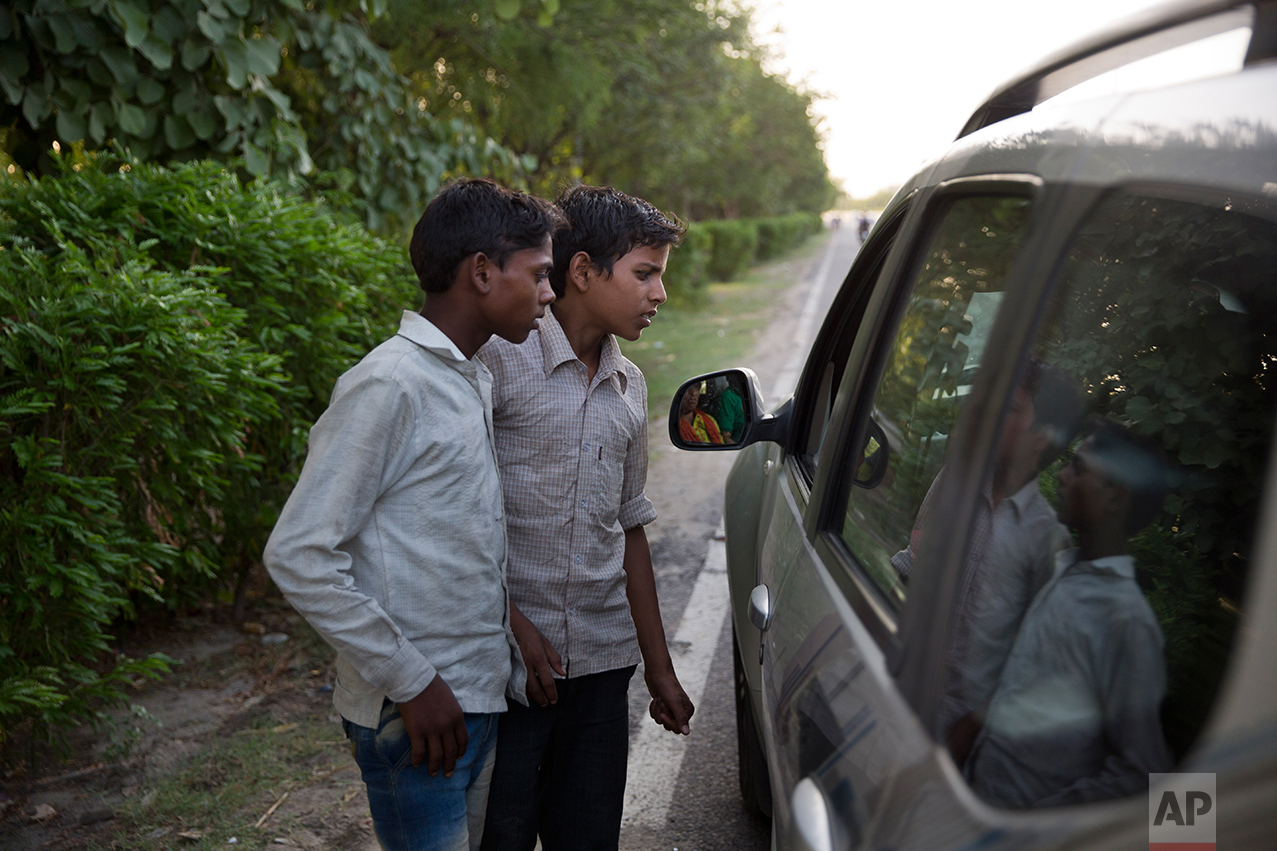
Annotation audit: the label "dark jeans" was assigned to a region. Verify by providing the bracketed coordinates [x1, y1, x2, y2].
[480, 665, 636, 851]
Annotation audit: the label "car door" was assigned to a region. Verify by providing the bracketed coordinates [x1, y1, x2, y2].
[864, 183, 1277, 848]
[757, 184, 1044, 849]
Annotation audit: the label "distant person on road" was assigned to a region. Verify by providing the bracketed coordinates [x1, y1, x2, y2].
[264, 179, 560, 851]
[478, 184, 695, 851]
[966, 419, 1174, 807]
[857, 214, 871, 241]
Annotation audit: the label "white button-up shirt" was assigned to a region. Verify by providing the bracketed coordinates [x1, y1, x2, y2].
[478, 309, 657, 678]
[264, 311, 524, 728]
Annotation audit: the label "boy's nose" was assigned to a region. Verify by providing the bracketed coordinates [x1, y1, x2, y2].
[651, 276, 667, 305]
[539, 280, 556, 304]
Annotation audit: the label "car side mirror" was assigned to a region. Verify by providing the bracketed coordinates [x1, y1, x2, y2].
[852, 419, 889, 489]
[668, 368, 789, 450]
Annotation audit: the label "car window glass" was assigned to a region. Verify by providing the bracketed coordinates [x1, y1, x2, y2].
[949, 191, 1277, 811]
[838, 195, 1033, 609]
[797, 215, 901, 478]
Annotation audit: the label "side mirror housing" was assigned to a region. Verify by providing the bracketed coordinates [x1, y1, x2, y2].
[668, 368, 790, 450]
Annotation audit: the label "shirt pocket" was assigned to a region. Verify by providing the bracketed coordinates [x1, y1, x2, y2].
[596, 429, 629, 528]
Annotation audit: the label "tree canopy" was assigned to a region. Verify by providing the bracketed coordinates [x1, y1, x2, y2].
[1, 0, 834, 221]
[373, 0, 836, 218]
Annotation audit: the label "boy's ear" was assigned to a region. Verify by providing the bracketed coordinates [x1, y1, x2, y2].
[469, 253, 493, 295]
[568, 251, 594, 293]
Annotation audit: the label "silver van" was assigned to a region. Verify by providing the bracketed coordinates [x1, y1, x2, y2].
[671, 1, 1277, 848]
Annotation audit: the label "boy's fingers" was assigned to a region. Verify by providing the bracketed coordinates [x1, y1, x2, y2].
[538, 666, 558, 704]
[409, 728, 427, 767]
[525, 676, 550, 707]
[454, 718, 470, 757]
[441, 730, 459, 777]
[650, 698, 676, 731]
[426, 733, 442, 775]
[546, 644, 566, 677]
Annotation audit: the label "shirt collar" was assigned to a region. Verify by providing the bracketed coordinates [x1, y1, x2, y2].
[396, 311, 466, 362]
[1056, 547, 1137, 580]
[1005, 477, 1043, 518]
[537, 308, 629, 393]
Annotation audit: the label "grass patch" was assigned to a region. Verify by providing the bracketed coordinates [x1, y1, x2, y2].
[98, 715, 346, 850]
[622, 230, 831, 415]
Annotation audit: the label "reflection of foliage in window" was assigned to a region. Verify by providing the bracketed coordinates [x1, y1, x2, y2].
[843, 196, 1031, 603]
[1036, 193, 1277, 757]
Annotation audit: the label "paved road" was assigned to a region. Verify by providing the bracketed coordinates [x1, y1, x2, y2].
[618, 225, 864, 851]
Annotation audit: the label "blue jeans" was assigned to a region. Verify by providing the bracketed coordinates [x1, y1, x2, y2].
[480, 665, 635, 851]
[344, 700, 499, 851]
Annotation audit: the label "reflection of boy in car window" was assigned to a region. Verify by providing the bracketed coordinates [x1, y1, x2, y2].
[966, 419, 1173, 808]
[942, 361, 1084, 763]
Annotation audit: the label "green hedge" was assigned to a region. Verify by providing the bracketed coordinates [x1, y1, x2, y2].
[0, 153, 415, 744]
[666, 212, 824, 297]
[663, 222, 713, 306]
[703, 219, 760, 282]
[755, 212, 823, 261]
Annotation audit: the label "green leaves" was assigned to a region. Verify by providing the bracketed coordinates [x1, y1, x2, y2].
[109, 0, 150, 48]
[2, 0, 522, 234]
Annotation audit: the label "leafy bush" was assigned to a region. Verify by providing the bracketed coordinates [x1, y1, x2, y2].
[0, 153, 416, 742]
[0, 238, 279, 745]
[703, 219, 760, 282]
[1, 0, 527, 234]
[663, 222, 712, 306]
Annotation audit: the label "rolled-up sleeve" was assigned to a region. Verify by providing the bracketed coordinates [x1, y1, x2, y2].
[263, 370, 437, 702]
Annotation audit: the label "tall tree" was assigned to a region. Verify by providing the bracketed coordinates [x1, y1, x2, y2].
[372, 0, 835, 218]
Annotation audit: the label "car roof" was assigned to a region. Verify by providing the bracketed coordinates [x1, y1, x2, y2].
[957, 0, 1272, 139]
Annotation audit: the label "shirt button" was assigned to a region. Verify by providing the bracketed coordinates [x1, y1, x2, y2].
[579, 499, 587, 508]
[574, 555, 583, 564]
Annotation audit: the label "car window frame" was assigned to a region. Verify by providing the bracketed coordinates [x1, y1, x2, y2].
[788, 202, 912, 494]
[806, 176, 1052, 669]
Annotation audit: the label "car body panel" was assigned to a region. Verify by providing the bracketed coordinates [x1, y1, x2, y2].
[696, 7, 1277, 849]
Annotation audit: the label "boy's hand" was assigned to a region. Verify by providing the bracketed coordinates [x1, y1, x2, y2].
[645, 668, 694, 735]
[397, 675, 468, 777]
[510, 603, 565, 706]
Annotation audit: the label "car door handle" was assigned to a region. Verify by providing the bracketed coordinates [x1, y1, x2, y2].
[790, 777, 839, 851]
[748, 584, 771, 632]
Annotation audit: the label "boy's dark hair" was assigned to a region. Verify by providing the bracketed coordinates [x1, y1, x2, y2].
[1082, 416, 1169, 534]
[550, 184, 685, 298]
[409, 178, 561, 294]
[1024, 358, 1086, 471]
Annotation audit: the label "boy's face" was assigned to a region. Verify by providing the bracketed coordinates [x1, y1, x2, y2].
[589, 243, 670, 342]
[1057, 437, 1126, 529]
[483, 236, 556, 343]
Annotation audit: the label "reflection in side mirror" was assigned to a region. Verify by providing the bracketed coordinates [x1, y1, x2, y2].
[853, 419, 889, 489]
[673, 372, 746, 446]
[669, 368, 775, 451]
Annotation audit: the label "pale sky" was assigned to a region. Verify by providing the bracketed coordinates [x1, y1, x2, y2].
[753, 0, 1250, 197]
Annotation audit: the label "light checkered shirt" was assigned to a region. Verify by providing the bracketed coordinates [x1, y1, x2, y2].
[478, 309, 657, 678]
